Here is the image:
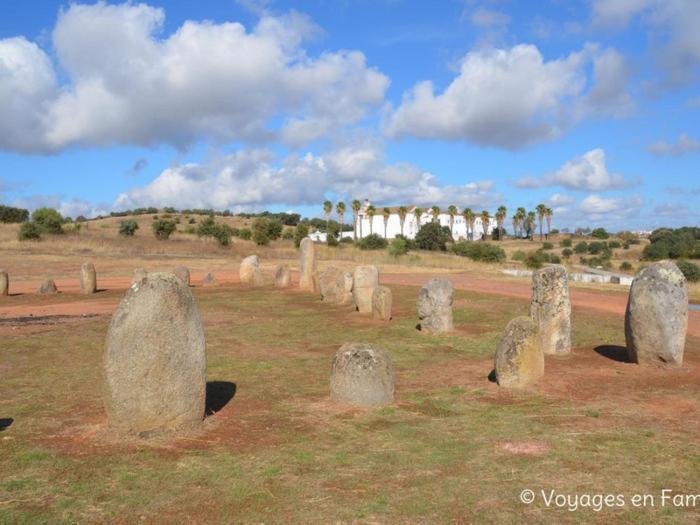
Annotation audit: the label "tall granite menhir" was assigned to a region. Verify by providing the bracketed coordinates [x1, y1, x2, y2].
[299, 238, 317, 291]
[0, 270, 8, 296]
[417, 277, 453, 333]
[80, 262, 97, 294]
[103, 273, 207, 436]
[530, 265, 571, 356]
[625, 261, 688, 366]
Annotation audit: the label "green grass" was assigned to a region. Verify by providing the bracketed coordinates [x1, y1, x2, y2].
[0, 283, 698, 523]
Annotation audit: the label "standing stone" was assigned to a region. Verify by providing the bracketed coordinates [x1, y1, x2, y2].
[299, 238, 317, 291]
[132, 268, 147, 285]
[417, 277, 453, 333]
[319, 267, 353, 305]
[0, 270, 8, 296]
[174, 266, 190, 286]
[239, 255, 260, 285]
[274, 264, 291, 287]
[625, 261, 688, 366]
[80, 262, 97, 294]
[330, 343, 394, 406]
[372, 286, 392, 321]
[352, 266, 379, 313]
[530, 265, 571, 356]
[38, 279, 58, 295]
[202, 272, 217, 287]
[103, 273, 206, 435]
[494, 317, 544, 388]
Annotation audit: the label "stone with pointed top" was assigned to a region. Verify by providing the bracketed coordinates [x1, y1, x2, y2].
[494, 316, 544, 388]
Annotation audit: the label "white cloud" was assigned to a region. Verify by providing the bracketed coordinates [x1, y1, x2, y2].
[579, 193, 643, 221]
[11, 195, 109, 219]
[115, 141, 498, 211]
[470, 8, 510, 28]
[384, 43, 631, 149]
[580, 48, 634, 117]
[646, 133, 700, 156]
[515, 149, 634, 191]
[0, 2, 388, 153]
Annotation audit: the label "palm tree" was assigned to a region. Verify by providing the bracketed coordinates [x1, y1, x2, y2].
[462, 208, 475, 240]
[382, 207, 391, 238]
[512, 215, 519, 239]
[545, 207, 553, 239]
[336, 201, 346, 240]
[351, 199, 361, 240]
[495, 205, 507, 241]
[480, 210, 490, 240]
[398, 206, 407, 236]
[323, 200, 332, 233]
[516, 207, 527, 238]
[447, 205, 458, 239]
[367, 205, 376, 235]
[431, 205, 440, 224]
[536, 203, 547, 241]
[413, 207, 423, 233]
[527, 211, 536, 241]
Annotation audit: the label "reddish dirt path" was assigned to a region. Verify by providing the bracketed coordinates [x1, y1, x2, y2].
[2, 270, 698, 338]
[383, 272, 700, 338]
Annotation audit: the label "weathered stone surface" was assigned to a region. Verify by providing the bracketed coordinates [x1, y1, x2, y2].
[625, 261, 688, 366]
[239, 255, 259, 285]
[103, 273, 206, 435]
[319, 267, 353, 305]
[330, 343, 394, 406]
[132, 268, 147, 285]
[80, 262, 97, 294]
[0, 270, 8, 296]
[530, 265, 571, 356]
[174, 266, 190, 286]
[352, 266, 379, 313]
[38, 279, 58, 295]
[372, 286, 392, 321]
[417, 277, 453, 333]
[299, 238, 317, 291]
[202, 272, 217, 287]
[274, 264, 291, 287]
[494, 316, 544, 388]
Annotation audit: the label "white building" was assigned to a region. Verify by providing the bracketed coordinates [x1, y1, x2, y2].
[353, 200, 497, 241]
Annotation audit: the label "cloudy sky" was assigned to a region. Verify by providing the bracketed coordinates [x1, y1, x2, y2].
[0, 0, 698, 230]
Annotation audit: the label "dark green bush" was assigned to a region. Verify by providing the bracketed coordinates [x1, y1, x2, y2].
[239, 228, 252, 241]
[542, 242, 554, 250]
[358, 233, 387, 250]
[608, 240, 621, 249]
[560, 238, 572, 248]
[212, 224, 233, 247]
[676, 260, 700, 282]
[591, 227, 609, 239]
[619, 261, 633, 271]
[524, 250, 549, 269]
[0, 205, 29, 223]
[282, 229, 294, 240]
[451, 241, 506, 263]
[587, 241, 608, 255]
[327, 234, 339, 247]
[388, 237, 409, 257]
[31, 207, 64, 234]
[574, 241, 588, 254]
[151, 219, 177, 240]
[511, 250, 526, 261]
[119, 220, 139, 236]
[18, 222, 42, 241]
[562, 248, 573, 258]
[414, 222, 452, 251]
[293, 223, 308, 247]
[550, 254, 561, 264]
[642, 227, 700, 260]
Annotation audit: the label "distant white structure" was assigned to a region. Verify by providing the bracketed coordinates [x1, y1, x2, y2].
[354, 200, 497, 241]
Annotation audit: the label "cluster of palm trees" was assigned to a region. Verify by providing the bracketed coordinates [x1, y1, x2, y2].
[322, 200, 554, 241]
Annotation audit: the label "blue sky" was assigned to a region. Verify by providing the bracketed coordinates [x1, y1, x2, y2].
[0, 0, 698, 230]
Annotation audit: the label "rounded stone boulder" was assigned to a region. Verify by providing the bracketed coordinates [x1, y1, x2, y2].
[80, 262, 97, 294]
[494, 316, 544, 388]
[330, 343, 394, 407]
[103, 273, 207, 435]
[132, 268, 147, 285]
[38, 279, 58, 295]
[372, 286, 392, 321]
[299, 238, 317, 291]
[319, 267, 353, 305]
[625, 261, 688, 366]
[352, 265, 379, 313]
[239, 255, 260, 285]
[274, 264, 291, 287]
[173, 266, 190, 286]
[417, 277, 453, 333]
[530, 265, 571, 356]
[0, 270, 8, 296]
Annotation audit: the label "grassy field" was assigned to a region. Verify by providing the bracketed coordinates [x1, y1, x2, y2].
[1, 282, 698, 524]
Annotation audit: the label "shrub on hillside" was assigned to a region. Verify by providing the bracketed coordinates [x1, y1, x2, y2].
[152, 219, 177, 240]
[676, 260, 700, 282]
[562, 248, 573, 259]
[238, 228, 252, 241]
[608, 240, 621, 249]
[542, 242, 554, 250]
[591, 227, 609, 239]
[642, 227, 700, 260]
[18, 222, 42, 241]
[619, 261, 633, 271]
[0, 205, 29, 223]
[282, 229, 294, 240]
[549, 254, 561, 264]
[358, 233, 387, 250]
[560, 238, 572, 248]
[511, 250, 526, 261]
[293, 223, 309, 247]
[31, 207, 64, 234]
[253, 218, 283, 241]
[212, 224, 233, 247]
[451, 241, 506, 263]
[388, 237, 409, 258]
[119, 220, 139, 236]
[414, 222, 452, 251]
[524, 250, 549, 269]
[587, 241, 608, 255]
[574, 241, 588, 254]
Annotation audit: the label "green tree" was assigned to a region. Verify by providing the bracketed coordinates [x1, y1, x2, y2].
[152, 219, 176, 240]
[398, 206, 408, 236]
[366, 205, 376, 235]
[119, 220, 139, 236]
[31, 207, 64, 234]
[413, 207, 423, 233]
[480, 210, 490, 240]
[336, 201, 346, 239]
[495, 205, 507, 241]
[415, 222, 452, 251]
[18, 222, 42, 241]
[447, 205, 458, 239]
[323, 200, 333, 232]
[431, 205, 440, 223]
[536, 203, 547, 241]
[351, 199, 361, 240]
[382, 207, 391, 238]
[294, 223, 309, 248]
[462, 208, 475, 240]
